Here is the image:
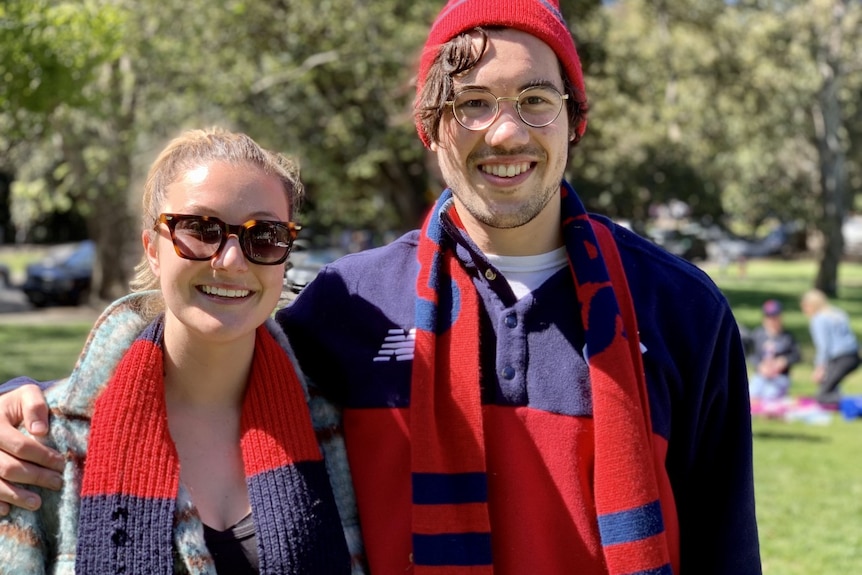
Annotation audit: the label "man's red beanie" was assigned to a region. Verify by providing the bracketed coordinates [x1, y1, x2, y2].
[415, 0, 587, 147]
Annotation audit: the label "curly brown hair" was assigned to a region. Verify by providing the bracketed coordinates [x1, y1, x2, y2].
[414, 28, 588, 147]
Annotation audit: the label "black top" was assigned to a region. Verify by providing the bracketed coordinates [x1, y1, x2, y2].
[203, 513, 258, 574]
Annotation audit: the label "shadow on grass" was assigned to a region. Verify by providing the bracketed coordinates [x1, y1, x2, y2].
[753, 429, 830, 442]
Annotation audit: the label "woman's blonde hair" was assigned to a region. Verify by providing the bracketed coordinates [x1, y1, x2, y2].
[800, 288, 829, 314]
[128, 128, 303, 313]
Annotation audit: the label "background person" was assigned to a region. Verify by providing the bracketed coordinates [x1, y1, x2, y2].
[800, 288, 860, 408]
[748, 299, 801, 411]
[0, 1, 760, 573]
[0, 128, 359, 574]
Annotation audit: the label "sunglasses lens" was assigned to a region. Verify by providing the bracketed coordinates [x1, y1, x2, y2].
[244, 222, 293, 264]
[172, 217, 223, 259]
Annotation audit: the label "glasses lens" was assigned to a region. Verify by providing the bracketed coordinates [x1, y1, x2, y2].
[517, 87, 564, 127]
[452, 89, 497, 130]
[243, 222, 293, 264]
[172, 217, 223, 259]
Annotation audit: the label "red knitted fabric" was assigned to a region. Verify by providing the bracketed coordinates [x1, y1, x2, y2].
[410, 186, 674, 574]
[77, 318, 350, 574]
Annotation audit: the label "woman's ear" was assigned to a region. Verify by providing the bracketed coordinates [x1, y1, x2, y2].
[142, 229, 161, 278]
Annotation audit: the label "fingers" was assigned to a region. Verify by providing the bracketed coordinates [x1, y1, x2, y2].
[0, 445, 64, 515]
[0, 384, 65, 514]
[18, 385, 51, 438]
[0, 479, 45, 514]
[0, 384, 63, 470]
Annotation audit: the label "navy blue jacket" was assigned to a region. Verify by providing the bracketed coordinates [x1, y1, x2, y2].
[278, 211, 761, 574]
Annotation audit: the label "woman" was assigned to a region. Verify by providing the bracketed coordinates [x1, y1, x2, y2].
[0, 128, 362, 574]
[801, 288, 860, 408]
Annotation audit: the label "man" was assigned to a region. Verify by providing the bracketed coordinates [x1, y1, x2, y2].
[748, 299, 801, 416]
[0, 1, 760, 573]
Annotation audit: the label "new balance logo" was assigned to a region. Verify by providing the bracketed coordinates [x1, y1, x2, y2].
[373, 328, 416, 362]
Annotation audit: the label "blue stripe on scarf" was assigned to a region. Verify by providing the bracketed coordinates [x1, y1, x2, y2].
[597, 500, 665, 546]
[416, 275, 461, 335]
[247, 460, 351, 573]
[412, 472, 488, 504]
[413, 533, 493, 566]
[584, 285, 625, 356]
[627, 567, 675, 575]
[416, 194, 461, 335]
[76, 494, 174, 575]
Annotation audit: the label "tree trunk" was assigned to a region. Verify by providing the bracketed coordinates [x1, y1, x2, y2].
[62, 56, 138, 304]
[813, 0, 847, 298]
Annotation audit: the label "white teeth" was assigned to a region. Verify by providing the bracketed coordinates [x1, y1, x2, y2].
[481, 162, 531, 178]
[201, 285, 250, 298]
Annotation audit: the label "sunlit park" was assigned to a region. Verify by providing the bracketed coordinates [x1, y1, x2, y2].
[1, 0, 862, 573]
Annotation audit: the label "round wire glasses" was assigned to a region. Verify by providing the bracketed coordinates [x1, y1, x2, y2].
[446, 86, 569, 131]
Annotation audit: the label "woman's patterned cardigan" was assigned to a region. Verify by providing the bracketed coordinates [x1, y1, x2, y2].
[0, 292, 366, 574]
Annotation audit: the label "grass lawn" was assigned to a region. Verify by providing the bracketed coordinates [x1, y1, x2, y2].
[706, 258, 862, 574]
[0, 323, 92, 382]
[0, 256, 860, 572]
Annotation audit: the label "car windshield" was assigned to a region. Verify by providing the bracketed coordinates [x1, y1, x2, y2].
[65, 242, 95, 267]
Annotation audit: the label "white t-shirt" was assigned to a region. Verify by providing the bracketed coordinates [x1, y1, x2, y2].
[485, 247, 569, 300]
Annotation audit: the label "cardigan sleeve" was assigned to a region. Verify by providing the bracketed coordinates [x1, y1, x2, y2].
[0, 492, 52, 574]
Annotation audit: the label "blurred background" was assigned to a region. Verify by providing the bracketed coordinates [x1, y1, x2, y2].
[0, 0, 860, 304]
[1, 2, 862, 573]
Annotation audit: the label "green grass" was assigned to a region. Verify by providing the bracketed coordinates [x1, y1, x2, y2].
[706, 258, 862, 574]
[1, 257, 861, 572]
[0, 324, 91, 382]
[751, 418, 862, 573]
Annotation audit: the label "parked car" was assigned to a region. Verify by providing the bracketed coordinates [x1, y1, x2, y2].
[706, 222, 804, 262]
[285, 241, 346, 294]
[741, 222, 804, 258]
[646, 228, 708, 262]
[21, 240, 95, 307]
[843, 215, 862, 257]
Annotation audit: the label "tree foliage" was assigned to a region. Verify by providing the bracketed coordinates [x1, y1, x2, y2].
[0, 0, 860, 298]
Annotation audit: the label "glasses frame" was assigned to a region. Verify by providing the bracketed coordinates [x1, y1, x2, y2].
[445, 86, 570, 131]
[156, 213, 301, 266]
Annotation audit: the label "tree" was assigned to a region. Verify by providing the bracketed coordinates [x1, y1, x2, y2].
[808, 0, 860, 296]
[1, 0, 248, 299]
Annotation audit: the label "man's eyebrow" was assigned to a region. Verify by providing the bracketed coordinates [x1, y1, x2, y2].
[453, 79, 563, 92]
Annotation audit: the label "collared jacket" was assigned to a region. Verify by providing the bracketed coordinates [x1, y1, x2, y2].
[279, 196, 761, 575]
[0, 293, 365, 575]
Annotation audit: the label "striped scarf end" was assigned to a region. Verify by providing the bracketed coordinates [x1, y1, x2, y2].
[412, 532, 492, 569]
[609, 565, 674, 575]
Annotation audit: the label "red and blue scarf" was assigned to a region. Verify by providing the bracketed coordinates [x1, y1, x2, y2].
[411, 185, 674, 574]
[76, 316, 350, 574]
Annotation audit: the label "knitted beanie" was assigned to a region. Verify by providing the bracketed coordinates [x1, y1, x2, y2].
[415, 0, 587, 147]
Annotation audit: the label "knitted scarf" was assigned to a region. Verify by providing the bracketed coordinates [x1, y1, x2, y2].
[411, 185, 673, 574]
[77, 316, 350, 574]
